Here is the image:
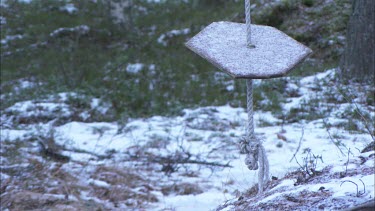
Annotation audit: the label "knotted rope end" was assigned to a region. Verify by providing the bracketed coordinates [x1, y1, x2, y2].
[239, 136, 260, 170]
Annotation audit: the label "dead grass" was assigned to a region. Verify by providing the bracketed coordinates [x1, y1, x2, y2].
[89, 165, 158, 207]
[1, 190, 105, 210]
[161, 182, 204, 196]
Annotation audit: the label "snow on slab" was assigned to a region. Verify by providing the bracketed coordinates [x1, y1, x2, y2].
[186, 21, 312, 79]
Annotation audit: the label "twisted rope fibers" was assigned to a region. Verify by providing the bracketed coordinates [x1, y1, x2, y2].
[245, 0, 252, 46]
[242, 0, 269, 193]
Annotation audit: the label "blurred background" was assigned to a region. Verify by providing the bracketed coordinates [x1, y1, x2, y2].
[1, 0, 362, 120]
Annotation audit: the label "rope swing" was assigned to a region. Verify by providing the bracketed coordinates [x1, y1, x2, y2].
[186, 0, 312, 196]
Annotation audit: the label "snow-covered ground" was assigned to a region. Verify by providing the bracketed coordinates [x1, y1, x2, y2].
[1, 69, 374, 210]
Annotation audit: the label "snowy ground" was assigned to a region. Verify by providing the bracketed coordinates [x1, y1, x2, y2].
[1, 69, 374, 210]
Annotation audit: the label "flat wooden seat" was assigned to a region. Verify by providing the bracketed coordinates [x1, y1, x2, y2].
[186, 21, 312, 79]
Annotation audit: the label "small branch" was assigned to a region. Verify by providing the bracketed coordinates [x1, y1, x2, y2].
[151, 155, 232, 167]
[337, 87, 375, 141]
[290, 126, 304, 162]
[342, 148, 351, 177]
[128, 153, 232, 168]
[359, 179, 366, 196]
[322, 118, 346, 156]
[340, 180, 365, 197]
[294, 156, 312, 177]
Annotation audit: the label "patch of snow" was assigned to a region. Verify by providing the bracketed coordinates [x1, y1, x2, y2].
[158, 28, 190, 46]
[55, 122, 129, 156]
[0, 16, 6, 25]
[54, 92, 78, 101]
[0, 129, 29, 141]
[145, 0, 169, 3]
[50, 25, 90, 37]
[272, 179, 295, 191]
[1, 172, 10, 180]
[300, 69, 335, 86]
[88, 179, 111, 188]
[149, 64, 156, 72]
[18, 80, 35, 89]
[0, 1, 7, 7]
[60, 3, 78, 14]
[5, 101, 72, 118]
[1, 34, 23, 45]
[332, 175, 374, 198]
[0, 79, 41, 100]
[90, 98, 110, 115]
[126, 63, 144, 74]
[18, 0, 32, 3]
[363, 157, 375, 168]
[158, 191, 229, 211]
[1, 69, 373, 210]
[226, 84, 234, 91]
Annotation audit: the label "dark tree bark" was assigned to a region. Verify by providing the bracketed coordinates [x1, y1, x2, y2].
[340, 0, 375, 83]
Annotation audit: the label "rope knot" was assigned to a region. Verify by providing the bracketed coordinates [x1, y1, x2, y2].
[240, 136, 260, 170]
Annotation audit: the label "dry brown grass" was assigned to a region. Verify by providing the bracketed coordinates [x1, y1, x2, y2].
[89, 165, 158, 207]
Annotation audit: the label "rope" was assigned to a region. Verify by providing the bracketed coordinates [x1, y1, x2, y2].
[246, 80, 255, 140]
[245, 0, 252, 46]
[245, 80, 259, 170]
[242, 0, 269, 194]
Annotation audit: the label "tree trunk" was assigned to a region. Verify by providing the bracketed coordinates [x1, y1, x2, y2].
[340, 0, 375, 83]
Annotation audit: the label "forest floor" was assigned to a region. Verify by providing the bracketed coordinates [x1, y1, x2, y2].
[1, 69, 374, 210]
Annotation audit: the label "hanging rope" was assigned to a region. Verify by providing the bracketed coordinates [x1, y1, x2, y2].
[244, 80, 259, 170]
[241, 0, 269, 194]
[245, 0, 252, 47]
[246, 80, 255, 140]
[245, 0, 255, 49]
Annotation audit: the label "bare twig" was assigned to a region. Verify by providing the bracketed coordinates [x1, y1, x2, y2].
[294, 155, 313, 177]
[127, 151, 232, 168]
[338, 87, 375, 141]
[341, 180, 359, 196]
[343, 148, 351, 177]
[294, 148, 323, 179]
[340, 179, 366, 197]
[290, 126, 304, 162]
[359, 179, 366, 196]
[322, 118, 346, 156]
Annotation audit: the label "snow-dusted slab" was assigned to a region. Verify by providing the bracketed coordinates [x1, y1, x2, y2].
[186, 21, 312, 79]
